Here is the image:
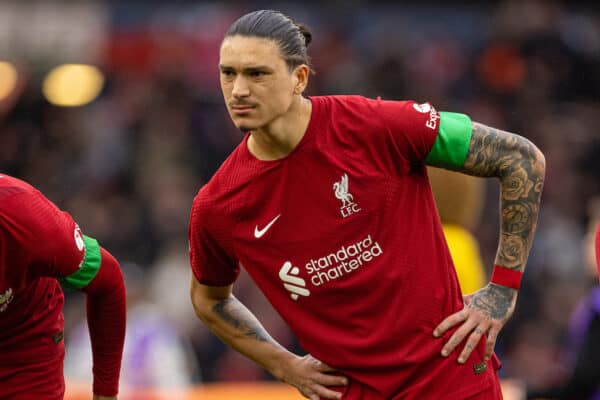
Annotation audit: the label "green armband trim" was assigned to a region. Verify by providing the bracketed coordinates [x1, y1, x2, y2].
[424, 112, 473, 170]
[58, 235, 101, 291]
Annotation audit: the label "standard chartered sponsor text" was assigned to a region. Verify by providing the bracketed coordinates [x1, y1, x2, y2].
[305, 234, 383, 286]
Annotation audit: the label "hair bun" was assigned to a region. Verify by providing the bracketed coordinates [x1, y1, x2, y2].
[296, 23, 312, 47]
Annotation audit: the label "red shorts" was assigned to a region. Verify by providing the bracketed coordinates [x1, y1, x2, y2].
[464, 372, 503, 399]
[0, 343, 65, 400]
[323, 353, 503, 399]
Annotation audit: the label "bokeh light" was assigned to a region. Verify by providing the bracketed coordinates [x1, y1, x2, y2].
[42, 64, 104, 107]
[0, 61, 18, 102]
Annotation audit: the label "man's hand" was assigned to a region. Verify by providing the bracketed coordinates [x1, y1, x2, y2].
[279, 354, 348, 400]
[433, 284, 517, 363]
[93, 395, 117, 400]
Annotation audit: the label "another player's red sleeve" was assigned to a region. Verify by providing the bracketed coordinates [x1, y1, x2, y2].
[374, 98, 440, 164]
[189, 194, 239, 286]
[81, 246, 126, 397]
[0, 188, 85, 278]
[595, 224, 600, 281]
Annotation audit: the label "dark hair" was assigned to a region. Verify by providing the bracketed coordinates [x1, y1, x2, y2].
[225, 10, 312, 71]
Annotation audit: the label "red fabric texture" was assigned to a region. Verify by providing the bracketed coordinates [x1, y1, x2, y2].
[0, 349, 65, 400]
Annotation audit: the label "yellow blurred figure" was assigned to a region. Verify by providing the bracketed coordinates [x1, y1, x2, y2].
[428, 167, 486, 294]
[442, 224, 486, 294]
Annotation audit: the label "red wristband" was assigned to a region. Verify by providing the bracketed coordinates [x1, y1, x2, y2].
[491, 265, 522, 290]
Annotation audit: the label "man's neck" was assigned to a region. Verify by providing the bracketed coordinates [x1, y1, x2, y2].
[247, 96, 312, 161]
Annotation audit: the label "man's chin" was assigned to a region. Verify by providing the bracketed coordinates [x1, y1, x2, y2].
[235, 121, 259, 132]
[237, 125, 254, 132]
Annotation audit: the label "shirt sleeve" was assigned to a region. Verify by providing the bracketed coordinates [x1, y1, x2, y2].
[82, 246, 126, 397]
[0, 189, 87, 279]
[188, 194, 239, 286]
[375, 99, 473, 170]
[595, 224, 599, 281]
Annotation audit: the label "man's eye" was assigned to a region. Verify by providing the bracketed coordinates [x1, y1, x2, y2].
[222, 70, 235, 77]
[250, 71, 265, 78]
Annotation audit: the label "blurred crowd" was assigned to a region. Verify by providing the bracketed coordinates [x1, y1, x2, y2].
[1, 0, 599, 393]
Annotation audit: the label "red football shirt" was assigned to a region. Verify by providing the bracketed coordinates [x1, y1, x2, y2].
[0, 176, 86, 396]
[190, 96, 500, 399]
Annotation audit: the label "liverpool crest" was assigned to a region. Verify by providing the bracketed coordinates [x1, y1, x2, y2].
[333, 173, 361, 218]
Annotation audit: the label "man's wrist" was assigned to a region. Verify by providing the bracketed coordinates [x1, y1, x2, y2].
[490, 265, 523, 290]
[268, 349, 299, 382]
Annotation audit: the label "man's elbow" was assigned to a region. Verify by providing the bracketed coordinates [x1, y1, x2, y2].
[191, 293, 213, 323]
[190, 280, 221, 324]
[190, 288, 207, 321]
[530, 141, 546, 178]
[528, 138, 545, 167]
[517, 137, 546, 177]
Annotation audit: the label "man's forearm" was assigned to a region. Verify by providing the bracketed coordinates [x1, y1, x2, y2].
[434, 122, 545, 362]
[194, 294, 296, 379]
[462, 122, 545, 273]
[460, 122, 545, 316]
[191, 280, 348, 399]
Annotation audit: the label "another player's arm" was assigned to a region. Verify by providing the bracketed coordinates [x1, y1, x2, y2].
[190, 277, 347, 400]
[432, 121, 545, 362]
[2, 189, 125, 399]
[55, 238, 126, 399]
[79, 246, 126, 400]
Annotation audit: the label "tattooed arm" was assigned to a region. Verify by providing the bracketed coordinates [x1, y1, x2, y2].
[433, 122, 546, 363]
[190, 277, 347, 399]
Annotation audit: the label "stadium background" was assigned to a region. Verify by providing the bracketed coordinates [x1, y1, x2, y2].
[0, 1, 599, 399]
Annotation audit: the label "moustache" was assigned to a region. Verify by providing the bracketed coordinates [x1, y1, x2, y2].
[229, 102, 257, 108]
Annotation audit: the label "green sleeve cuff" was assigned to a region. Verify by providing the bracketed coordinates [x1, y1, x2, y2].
[424, 112, 473, 170]
[59, 235, 101, 291]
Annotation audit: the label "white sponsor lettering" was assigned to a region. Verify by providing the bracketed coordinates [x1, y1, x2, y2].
[426, 106, 440, 130]
[280, 235, 384, 300]
[413, 102, 440, 130]
[305, 235, 383, 286]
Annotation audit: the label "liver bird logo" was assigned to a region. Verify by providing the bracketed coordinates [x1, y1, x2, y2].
[333, 173, 354, 207]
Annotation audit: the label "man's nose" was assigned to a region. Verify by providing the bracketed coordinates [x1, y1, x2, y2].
[232, 76, 250, 98]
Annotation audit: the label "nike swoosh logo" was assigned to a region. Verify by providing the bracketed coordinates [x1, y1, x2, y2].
[254, 214, 281, 238]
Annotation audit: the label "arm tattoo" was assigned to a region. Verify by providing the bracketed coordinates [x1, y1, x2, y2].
[212, 297, 274, 343]
[461, 122, 545, 273]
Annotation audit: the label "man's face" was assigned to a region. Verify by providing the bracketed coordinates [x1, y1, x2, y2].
[219, 35, 298, 131]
